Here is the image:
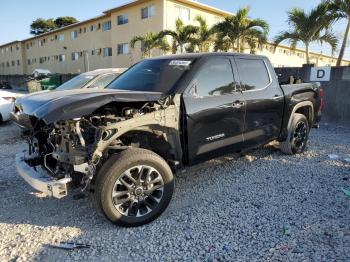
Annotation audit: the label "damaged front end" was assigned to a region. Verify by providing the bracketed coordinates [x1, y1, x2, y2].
[15, 95, 182, 199]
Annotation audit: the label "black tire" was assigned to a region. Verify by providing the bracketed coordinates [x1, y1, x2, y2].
[96, 148, 174, 227]
[280, 113, 309, 155]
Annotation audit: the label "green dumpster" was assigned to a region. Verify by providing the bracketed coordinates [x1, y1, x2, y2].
[39, 74, 61, 90]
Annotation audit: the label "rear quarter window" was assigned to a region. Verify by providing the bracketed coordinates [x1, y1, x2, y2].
[236, 58, 271, 91]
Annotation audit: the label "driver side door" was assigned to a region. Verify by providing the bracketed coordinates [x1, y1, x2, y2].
[183, 56, 245, 163]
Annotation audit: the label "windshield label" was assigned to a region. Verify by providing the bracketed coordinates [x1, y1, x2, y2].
[169, 60, 192, 66]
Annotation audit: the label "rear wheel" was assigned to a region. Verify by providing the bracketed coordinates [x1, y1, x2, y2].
[96, 148, 174, 227]
[280, 113, 309, 155]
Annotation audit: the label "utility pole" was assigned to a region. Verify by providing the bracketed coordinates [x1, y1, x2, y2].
[83, 50, 90, 72]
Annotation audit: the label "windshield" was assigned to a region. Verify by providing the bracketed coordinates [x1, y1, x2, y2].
[56, 74, 96, 90]
[107, 59, 194, 93]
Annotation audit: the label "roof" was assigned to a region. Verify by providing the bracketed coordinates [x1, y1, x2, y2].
[103, 0, 233, 16]
[21, 14, 109, 43]
[0, 41, 21, 49]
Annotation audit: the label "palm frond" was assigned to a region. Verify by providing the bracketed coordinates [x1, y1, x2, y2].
[130, 36, 144, 49]
[319, 31, 339, 53]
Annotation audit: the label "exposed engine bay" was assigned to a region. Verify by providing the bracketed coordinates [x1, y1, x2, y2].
[21, 96, 182, 194]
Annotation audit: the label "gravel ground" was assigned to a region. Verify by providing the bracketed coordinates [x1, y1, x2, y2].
[0, 121, 349, 261]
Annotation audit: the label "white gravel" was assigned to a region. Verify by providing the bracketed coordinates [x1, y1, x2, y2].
[0, 121, 349, 261]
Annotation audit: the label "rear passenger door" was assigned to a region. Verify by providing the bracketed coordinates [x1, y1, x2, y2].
[234, 56, 284, 147]
[183, 56, 245, 163]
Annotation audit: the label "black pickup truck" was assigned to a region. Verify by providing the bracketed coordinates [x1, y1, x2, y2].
[12, 53, 323, 227]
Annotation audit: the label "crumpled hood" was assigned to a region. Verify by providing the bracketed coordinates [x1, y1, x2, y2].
[15, 88, 165, 124]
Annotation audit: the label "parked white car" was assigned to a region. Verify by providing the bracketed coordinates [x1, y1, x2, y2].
[0, 90, 25, 122]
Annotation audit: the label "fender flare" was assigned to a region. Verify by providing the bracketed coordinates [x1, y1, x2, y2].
[287, 101, 314, 130]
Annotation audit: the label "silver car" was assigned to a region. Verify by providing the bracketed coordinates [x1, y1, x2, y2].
[56, 68, 127, 91]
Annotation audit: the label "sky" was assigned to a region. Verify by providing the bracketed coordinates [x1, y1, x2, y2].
[0, 0, 349, 59]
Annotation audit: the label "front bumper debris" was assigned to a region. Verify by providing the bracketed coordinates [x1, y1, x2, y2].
[16, 153, 72, 199]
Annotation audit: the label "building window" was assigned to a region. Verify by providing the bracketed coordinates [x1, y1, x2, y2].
[141, 5, 156, 19]
[11, 61, 15, 66]
[103, 47, 113, 57]
[17, 60, 20, 66]
[71, 30, 78, 39]
[59, 54, 66, 62]
[59, 34, 65, 41]
[102, 21, 112, 31]
[175, 5, 190, 21]
[117, 43, 129, 55]
[71, 52, 79, 61]
[97, 23, 101, 30]
[90, 25, 95, 32]
[117, 14, 129, 25]
[83, 27, 87, 33]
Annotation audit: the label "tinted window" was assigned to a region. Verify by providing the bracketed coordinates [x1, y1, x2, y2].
[236, 58, 270, 91]
[193, 57, 236, 97]
[108, 59, 193, 93]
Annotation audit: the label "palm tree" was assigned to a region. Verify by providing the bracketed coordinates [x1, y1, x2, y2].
[191, 15, 215, 52]
[159, 19, 198, 54]
[212, 7, 269, 53]
[274, 3, 338, 64]
[130, 32, 170, 58]
[213, 35, 232, 52]
[327, 0, 350, 66]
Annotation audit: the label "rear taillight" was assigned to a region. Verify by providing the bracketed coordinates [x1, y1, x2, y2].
[2, 97, 16, 103]
[319, 88, 324, 113]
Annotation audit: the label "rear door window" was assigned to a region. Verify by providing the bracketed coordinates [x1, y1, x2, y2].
[236, 58, 271, 91]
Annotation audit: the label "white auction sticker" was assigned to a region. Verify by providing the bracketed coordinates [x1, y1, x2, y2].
[169, 60, 192, 66]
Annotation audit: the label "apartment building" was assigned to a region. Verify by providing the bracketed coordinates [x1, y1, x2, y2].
[0, 0, 349, 75]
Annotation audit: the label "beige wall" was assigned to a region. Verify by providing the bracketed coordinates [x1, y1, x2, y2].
[109, 0, 165, 68]
[24, 17, 113, 74]
[0, 0, 349, 75]
[250, 44, 348, 67]
[0, 42, 25, 75]
[164, 0, 223, 30]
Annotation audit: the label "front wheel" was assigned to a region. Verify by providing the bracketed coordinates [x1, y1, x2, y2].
[280, 113, 310, 155]
[96, 148, 174, 227]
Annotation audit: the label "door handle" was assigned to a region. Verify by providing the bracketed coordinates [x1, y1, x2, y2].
[232, 100, 245, 109]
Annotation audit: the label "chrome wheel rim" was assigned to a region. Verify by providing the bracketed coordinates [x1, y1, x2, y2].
[292, 121, 307, 151]
[112, 165, 164, 217]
